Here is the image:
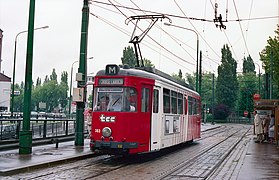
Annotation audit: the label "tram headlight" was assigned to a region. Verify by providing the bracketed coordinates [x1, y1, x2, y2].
[102, 127, 112, 137]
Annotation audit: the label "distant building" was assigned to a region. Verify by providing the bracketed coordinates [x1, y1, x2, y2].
[0, 73, 11, 112]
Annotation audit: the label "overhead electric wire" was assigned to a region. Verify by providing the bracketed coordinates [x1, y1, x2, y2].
[90, 0, 279, 22]
[89, 11, 194, 72]
[91, 0, 214, 22]
[245, 0, 254, 50]
[106, 0, 195, 66]
[173, 0, 221, 64]
[89, 4, 195, 71]
[223, 31, 238, 61]
[232, 0, 250, 56]
[208, 0, 239, 62]
[128, 0, 196, 61]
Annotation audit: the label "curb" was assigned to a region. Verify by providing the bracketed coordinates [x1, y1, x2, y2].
[0, 151, 96, 176]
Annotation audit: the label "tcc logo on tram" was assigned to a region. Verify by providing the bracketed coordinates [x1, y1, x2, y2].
[100, 114, 115, 122]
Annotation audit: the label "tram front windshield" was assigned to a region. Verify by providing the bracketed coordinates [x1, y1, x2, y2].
[93, 87, 137, 112]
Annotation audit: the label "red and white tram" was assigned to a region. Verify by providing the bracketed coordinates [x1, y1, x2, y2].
[90, 65, 201, 154]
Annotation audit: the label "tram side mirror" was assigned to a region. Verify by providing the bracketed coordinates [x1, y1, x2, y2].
[73, 88, 84, 102]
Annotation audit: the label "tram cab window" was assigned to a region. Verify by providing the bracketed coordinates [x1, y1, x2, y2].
[93, 87, 137, 112]
[141, 88, 150, 112]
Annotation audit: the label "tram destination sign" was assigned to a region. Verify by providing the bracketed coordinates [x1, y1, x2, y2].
[99, 78, 124, 85]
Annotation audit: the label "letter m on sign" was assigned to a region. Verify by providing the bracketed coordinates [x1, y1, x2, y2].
[105, 64, 119, 75]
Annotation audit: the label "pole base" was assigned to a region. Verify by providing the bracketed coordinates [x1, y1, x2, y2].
[19, 130, 32, 154]
[75, 132, 84, 146]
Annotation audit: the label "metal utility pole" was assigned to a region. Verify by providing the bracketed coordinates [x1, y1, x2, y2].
[11, 26, 48, 118]
[254, 63, 261, 95]
[212, 73, 215, 122]
[75, 0, 89, 146]
[199, 51, 202, 94]
[270, 51, 273, 99]
[19, 0, 36, 154]
[163, 23, 199, 92]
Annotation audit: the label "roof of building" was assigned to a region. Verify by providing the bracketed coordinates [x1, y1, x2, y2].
[0, 73, 11, 82]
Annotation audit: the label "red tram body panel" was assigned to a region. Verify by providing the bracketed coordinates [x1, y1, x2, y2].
[90, 65, 201, 154]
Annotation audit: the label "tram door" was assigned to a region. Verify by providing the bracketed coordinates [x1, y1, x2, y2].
[151, 87, 160, 151]
[140, 84, 153, 151]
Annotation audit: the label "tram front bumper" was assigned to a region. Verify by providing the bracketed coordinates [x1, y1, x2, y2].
[92, 140, 138, 149]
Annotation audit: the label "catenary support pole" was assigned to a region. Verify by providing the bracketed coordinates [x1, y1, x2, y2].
[199, 51, 202, 94]
[75, 0, 89, 146]
[19, 0, 36, 154]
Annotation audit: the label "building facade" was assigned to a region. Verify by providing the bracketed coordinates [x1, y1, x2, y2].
[0, 73, 11, 112]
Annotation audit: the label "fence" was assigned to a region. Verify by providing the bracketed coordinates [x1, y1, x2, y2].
[0, 118, 86, 141]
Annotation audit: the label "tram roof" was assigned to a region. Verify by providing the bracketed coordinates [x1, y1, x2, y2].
[96, 65, 199, 96]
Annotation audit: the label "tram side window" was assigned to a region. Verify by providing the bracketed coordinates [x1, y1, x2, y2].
[188, 96, 193, 115]
[153, 89, 159, 113]
[171, 91, 177, 114]
[193, 98, 198, 115]
[184, 97, 188, 115]
[177, 93, 183, 114]
[196, 99, 201, 115]
[163, 88, 170, 113]
[141, 88, 150, 112]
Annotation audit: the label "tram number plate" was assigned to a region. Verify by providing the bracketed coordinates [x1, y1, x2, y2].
[117, 144, 123, 148]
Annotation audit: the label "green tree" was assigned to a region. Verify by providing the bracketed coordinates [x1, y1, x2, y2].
[237, 72, 258, 114]
[60, 71, 69, 111]
[243, 55, 255, 74]
[88, 94, 93, 108]
[201, 72, 215, 110]
[50, 68, 58, 83]
[121, 46, 155, 68]
[44, 75, 49, 84]
[185, 72, 196, 89]
[216, 44, 238, 110]
[260, 25, 279, 98]
[143, 58, 155, 68]
[36, 77, 41, 87]
[13, 83, 24, 112]
[178, 69, 182, 79]
[61, 71, 68, 85]
[172, 69, 186, 83]
[121, 46, 137, 67]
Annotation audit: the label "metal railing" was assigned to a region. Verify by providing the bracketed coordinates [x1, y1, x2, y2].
[0, 118, 83, 141]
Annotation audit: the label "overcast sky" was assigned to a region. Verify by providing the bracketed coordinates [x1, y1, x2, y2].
[0, 0, 278, 85]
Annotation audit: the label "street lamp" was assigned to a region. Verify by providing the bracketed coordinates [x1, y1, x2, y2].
[11, 26, 49, 117]
[68, 60, 78, 117]
[164, 23, 199, 92]
[68, 57, 93, 117]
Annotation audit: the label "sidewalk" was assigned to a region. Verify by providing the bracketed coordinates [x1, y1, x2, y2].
[0, 139, 93, 175]
[237, 137, 279, 180]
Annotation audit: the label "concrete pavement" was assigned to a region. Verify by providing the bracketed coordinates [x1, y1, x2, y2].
[0, 139, 93, 175]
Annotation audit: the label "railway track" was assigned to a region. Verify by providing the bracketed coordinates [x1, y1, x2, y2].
[5, 124, 251, 180]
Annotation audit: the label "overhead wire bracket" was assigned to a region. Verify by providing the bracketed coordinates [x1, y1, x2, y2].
[213, 2, 227, 30]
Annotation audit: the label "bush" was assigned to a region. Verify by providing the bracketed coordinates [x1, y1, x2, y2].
[213, 104, 231, 120]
